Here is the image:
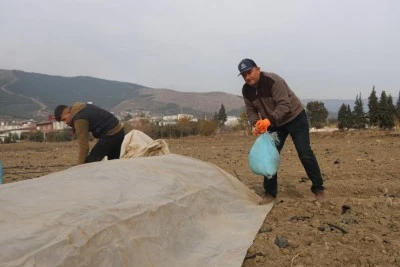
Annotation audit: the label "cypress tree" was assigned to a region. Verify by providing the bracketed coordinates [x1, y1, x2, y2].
[386, 94, 396, 129]
[338, 103, 348, 130]
[378, 91, 395, 129]
[347, 104, 353, 128]
[217, 104, 227, 126]
[368, 86, 379, 127]
[353, 93, 367, 129]
[395, 91, 400, 123]
[378, 91, 387, 128]
[337, 103, 352, 130]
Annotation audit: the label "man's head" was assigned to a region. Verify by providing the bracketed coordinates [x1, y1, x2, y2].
[238, 58, 261, 87]
[54, 105, 72, 126]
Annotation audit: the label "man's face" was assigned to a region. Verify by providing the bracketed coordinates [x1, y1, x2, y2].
[60, 108, 72, 126]
[241, 67, 261, 87]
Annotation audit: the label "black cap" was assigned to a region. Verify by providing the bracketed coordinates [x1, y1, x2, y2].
[238, 58, 257, 76]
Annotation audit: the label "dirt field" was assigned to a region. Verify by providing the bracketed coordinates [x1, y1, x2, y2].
[1, 130, 400, 266]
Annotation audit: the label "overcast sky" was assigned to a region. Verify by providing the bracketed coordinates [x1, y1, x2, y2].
[1, 0, 399, 99]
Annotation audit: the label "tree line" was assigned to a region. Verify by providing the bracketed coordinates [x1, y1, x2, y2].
[305, 87, 400, 130]
[337, 86, 400, 130]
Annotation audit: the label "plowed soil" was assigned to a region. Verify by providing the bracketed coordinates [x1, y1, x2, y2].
[1, 130, 399, 266]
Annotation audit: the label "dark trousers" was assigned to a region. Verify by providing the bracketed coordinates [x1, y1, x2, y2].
[264, 110, 324, 197]
[85, 129, 125, 163]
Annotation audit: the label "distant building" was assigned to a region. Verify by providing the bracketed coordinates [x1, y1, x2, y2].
[36, 121, 67, 133]
[160, 114, 195, 126]
[225, 116, 239, 127]
[162, 114, 194, 121]
[0, 115, 70, 142]
[0, 121, 36, 142]
[36, 113, 69, 134]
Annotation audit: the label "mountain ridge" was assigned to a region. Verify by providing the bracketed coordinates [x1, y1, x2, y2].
[0, 69, 380, 120]
[0, 69, 246, 119]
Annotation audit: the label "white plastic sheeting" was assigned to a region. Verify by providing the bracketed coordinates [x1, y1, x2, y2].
[119, 130, 170, 158]
[0, 155, 272, 267]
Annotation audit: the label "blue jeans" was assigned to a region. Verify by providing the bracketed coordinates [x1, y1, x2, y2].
[264, 110, 324, 197]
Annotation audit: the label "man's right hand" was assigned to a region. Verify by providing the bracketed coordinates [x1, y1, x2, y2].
[254, 119, 271, 134]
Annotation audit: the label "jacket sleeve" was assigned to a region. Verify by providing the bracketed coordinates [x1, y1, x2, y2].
[244, 97, 260, 127]
[73, 119, 90, 164]
[269, 79, 291, 124]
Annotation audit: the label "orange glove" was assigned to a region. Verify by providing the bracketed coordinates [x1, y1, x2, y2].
[254, 119, 271, 135]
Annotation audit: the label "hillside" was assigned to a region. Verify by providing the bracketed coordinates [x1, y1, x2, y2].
[113, 88, 244, 116]
[0, 70, 245, 120]
[0, 69, 385, 121]
[0, 70, 147, 119]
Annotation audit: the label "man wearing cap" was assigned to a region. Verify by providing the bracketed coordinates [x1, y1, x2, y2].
[238, 58, 325, 204]
[54, 102, 125, 165]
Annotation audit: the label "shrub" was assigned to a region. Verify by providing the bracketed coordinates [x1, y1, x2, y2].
[29, 131, 45, 142]
[46, 130, 73, 142]
[196, 119, 218, 136]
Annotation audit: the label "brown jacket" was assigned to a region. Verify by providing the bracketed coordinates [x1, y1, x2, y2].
[242, 72, 304, 127]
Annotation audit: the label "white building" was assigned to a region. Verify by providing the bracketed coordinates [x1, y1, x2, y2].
[162, 114, 194, 121]
[0, 122, 36, 142]
[225, 116, 239, 127]
[159, 114, 196, 125]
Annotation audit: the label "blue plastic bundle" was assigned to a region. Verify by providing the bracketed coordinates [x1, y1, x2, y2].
[249, 132, 280, 179]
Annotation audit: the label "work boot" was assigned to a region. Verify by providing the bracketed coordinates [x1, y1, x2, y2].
[314, 190, 326, 203]
[259, 193, 275, 205]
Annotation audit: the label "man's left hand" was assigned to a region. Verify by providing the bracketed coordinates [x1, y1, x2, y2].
[252, 127, 261, 135]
